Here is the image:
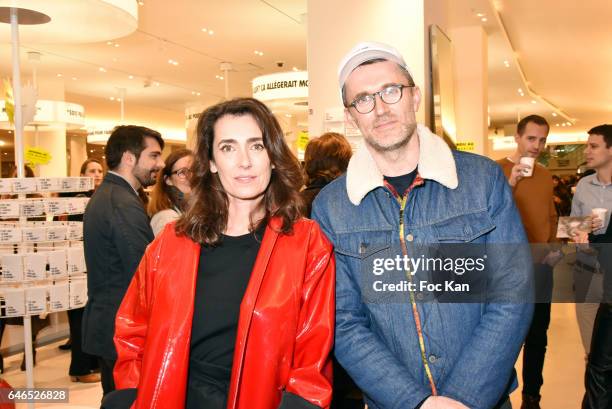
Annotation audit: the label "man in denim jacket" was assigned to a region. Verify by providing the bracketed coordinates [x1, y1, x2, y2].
[312, 42, 534, 409]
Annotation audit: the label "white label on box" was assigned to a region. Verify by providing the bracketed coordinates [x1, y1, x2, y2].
[24, 253, 47, 280]
[37, 178, 60, 192]
[0, 202, 20, 218]
[78, 177, 93, 191]
[3, 288, 25, 316]
[67, 198, 88, 214]
[67, 247, 86, 275]
[0, 179, 12, 194]
[48, 250, 67, 278]
[49, 283, 70, 311]
[0, 227, 21, 243]
[25, 286, 47, 314]
[61, 178, 78, 191]
[12, 178, 37, 193]
[46, 226, 67, 241]
[1, 254, 23, 281]
[69, 279, 88, 308]
[22, 227, 46, 242]
[67, 223, 83, 240]
[45, 199, 66, 216]
[21, 201, 44, 217]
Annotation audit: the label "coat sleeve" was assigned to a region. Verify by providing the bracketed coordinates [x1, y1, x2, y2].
[281, 222, 335, 409]
[113, 244, 153, 390]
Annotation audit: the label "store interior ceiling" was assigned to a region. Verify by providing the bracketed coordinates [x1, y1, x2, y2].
[0, 0, 610, 144]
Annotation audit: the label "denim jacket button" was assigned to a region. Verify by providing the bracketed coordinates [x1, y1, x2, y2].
[428, 354, 437, 363]
[406, 234, 414, 242]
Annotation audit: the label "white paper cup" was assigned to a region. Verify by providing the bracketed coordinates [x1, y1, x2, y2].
[592, 208, 608, 222]
[519, 157, 535, 177]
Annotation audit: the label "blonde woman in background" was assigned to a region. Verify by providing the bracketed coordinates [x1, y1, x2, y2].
[148, 149, 193, 236]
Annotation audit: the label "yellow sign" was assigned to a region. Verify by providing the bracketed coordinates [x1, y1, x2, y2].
[25, 147, 52, 166]
[297, 131, 309, 151]
[456, 141, 475, 152]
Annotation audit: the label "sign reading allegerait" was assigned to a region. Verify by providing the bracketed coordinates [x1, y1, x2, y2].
[252, 71, 308, 101]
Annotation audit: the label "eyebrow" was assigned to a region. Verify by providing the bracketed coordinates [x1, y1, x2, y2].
[352, 82, 401, 100]
[216, 137, 264, 146]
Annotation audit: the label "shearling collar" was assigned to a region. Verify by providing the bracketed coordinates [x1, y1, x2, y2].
[346, 124, 458, 205]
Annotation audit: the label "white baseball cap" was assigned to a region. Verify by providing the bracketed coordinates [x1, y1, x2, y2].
[337, 41, 412, 90]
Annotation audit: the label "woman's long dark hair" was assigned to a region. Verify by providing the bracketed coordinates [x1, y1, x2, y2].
[175, 98, 303, 245]
[147, 149, 193, 216]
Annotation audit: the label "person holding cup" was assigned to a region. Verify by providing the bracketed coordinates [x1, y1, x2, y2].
[497, 114, 558, 409]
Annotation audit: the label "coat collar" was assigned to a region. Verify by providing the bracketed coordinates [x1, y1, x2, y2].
[346, 124, 458, 205]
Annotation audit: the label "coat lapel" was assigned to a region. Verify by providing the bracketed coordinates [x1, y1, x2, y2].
[227, 218, 280, 407]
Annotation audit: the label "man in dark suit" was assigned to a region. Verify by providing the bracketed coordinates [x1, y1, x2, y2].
[82, 125, 165, 397]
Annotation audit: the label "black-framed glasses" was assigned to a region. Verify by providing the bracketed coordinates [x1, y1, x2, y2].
[348, 84, 414, 114]
[170, 168, 192, 179]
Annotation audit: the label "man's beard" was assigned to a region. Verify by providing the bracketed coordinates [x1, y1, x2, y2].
[134, 166, 158, 187]
[365, 122, 417, 153]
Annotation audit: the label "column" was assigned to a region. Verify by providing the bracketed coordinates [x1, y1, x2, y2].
[449, 26, 488, 156]
[307, 0, 450, 137]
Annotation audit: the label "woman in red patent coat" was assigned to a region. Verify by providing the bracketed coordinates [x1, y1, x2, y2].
[102, 98, 335, 409]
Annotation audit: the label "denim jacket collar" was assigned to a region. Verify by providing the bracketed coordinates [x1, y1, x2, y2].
[346, 124, 458, 205]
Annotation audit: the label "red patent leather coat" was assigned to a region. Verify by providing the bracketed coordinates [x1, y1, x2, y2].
[113, 217, 335, 409]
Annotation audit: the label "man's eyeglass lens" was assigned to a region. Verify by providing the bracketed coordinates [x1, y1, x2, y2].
[351, 84, 413, 114]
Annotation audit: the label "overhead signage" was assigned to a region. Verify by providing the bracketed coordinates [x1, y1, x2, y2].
[252, 71, 308, 101]
[0, 100, 85, 129]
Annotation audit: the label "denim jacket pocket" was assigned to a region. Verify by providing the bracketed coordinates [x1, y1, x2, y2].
[433, 210, 495, 242]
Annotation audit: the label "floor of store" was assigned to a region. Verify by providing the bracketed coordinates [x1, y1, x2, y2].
[0, 254, 588, 408]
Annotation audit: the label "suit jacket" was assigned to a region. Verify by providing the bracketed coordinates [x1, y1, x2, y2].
[82, 172, 154, 360]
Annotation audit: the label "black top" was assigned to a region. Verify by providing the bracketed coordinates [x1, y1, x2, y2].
[186, 225, 265, 409]
[384, 169, 418, 196]
[82, 172, 153, 360]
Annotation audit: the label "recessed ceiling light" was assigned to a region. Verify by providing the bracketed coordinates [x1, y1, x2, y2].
[154, 82, 160, 87]
[208, 30, 214, 35]
[254, 50, 264, 56]
[90, 149, 94, 153]
[168, 59, 179, 66]
[201, 28, 208, 32]
[476, 12, 484, 17]
[292, 67, 299, 72]
[481, 17, 487, 22]
[138, 1, 144, 5]
[117, 98, 122, 102]
[114, 43, 119, 48]
[285, 114, 293, 118]
[56, 73, 62, 78]
[3, 153, 6, 155]
[503, 60, 510, 67]
[552, 112, 558, 117]
[106, 41, 112, 45]
[109, 97, 115, 101]
[128, 75, 134, 79]
[0, 141, 5, 146]
[561, 123, 566, 127]
[71, 77, 77, 80]
[531, 100, 537, 104]
[555, 124, 560, 127]
[99, 67, 107, 72]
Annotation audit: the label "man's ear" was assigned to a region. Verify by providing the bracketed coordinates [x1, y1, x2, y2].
[121, 151, 136, 168]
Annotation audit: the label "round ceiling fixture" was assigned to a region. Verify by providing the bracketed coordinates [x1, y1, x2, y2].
[0, 0, 138, 43]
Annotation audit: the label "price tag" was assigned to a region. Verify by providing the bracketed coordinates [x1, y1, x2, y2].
[67, 247, 86, 275]
[21, 201, 44, 217]
[45, 199, 67, 216]
[25, 286, 48, 314]
[69, 279, 87, 308]
[67, 223, 83, 241]
[48, 250, 67, 278]
[12, 178, 38, 194]
[1, 254, 23, 281]
[61, 178, 78, 191]
[22, 227, 46, 242]
[67, 198, 88, 214]
[46, 226, 68, 241]
[37, 178, 60, 192]
[0, 179, 12, 194]
[0, 201, 20, 218]
[0, 227, 21, 243]
[78, 177, 93, 191]
[3, 288, 25, 316]
[49, 283, 70, 311]
[24, 253, 47, 280]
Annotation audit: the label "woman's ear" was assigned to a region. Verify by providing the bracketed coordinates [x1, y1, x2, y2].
[210, 161, 218, 173]
[165, 175, 174, 186]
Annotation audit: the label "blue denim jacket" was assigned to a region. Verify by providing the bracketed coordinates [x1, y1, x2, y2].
[312, 126, 534, 409]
